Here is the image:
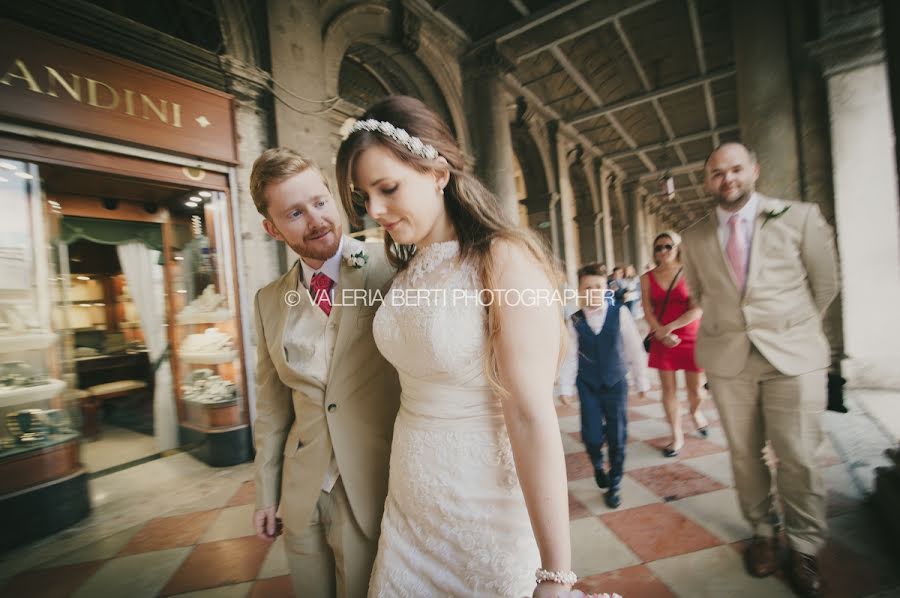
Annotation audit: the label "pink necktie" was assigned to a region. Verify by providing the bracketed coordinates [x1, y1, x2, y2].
[309, 273, 334, 316]
[726, 214, 747, 291]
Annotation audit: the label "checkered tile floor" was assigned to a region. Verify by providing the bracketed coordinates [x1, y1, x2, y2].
[2, 386, 898, 597]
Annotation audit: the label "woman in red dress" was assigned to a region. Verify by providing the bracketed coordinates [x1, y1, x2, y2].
[640, 231, 708, 457]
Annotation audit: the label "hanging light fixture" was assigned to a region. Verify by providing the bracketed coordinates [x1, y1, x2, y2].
[659, 170, 675, 200]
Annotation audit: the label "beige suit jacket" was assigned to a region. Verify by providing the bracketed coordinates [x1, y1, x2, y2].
[681, 195, 839, 378]
[252, 238, 400, 540]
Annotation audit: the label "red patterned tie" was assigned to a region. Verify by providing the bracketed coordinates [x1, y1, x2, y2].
[309, 273, 334, 316]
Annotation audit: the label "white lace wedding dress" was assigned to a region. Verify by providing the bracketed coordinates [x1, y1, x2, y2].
[368, 240, 540, 598]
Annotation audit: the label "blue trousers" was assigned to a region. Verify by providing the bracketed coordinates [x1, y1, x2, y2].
[576, 378, 628, 489]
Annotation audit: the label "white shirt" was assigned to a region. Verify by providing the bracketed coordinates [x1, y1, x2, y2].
[716, 192, 759, 280]
[557, 303, 651, 397]
[297, 237, 343, 493]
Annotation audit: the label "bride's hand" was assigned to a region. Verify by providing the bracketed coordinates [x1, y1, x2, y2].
[532, 581, 570, 598]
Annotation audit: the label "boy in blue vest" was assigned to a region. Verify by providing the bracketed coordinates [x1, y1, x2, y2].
[558, 263, 650, 508]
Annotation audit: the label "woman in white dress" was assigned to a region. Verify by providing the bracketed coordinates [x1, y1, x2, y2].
[335, 96, 575, 598]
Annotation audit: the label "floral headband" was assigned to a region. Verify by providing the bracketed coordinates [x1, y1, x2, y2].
[347, 119, 439, 160]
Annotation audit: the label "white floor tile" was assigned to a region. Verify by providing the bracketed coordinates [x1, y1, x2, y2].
[558, 415, 582, 433]
[669, 488, 753, 543]
[169, 582, 253, 598]
[648, 545, 794, 598]
[199, 504, 256, 543]
[569, 516, 640, 578]
[72, 547, 192, 598]
[569, 475, 662, 516]
[258, 536, 290, 579]
[681, 452, 735, 488]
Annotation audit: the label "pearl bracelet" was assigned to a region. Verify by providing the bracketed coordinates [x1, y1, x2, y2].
[535, 568, 577, 585]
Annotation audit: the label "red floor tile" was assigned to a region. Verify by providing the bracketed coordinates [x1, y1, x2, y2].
[627, 408, 650, 421]
[569, 492, 592, 520]
[569, 431, 583, 444]
[817, 453, 843, 467]
[0, 560, 104, 598]
[602, 503, 723, 562]
[227, 480, 256, 507]
[645, 435, 728, 460]
[565, 451, 594, 481]
[576, 564, 677, 598]
[251, 575, 295, 598]
[161, 535, 272, 595]
[628, 394, 660, 407]
[556, 403, 580, 417]
[629, 462, 726, 501]
[119, 509, 220, 555]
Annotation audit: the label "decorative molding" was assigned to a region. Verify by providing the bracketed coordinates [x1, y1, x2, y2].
[0, 0, 228, 90]
[219, 55, 270, 104]
[462, 43, 515, 81]
[398, 6, 422, 53]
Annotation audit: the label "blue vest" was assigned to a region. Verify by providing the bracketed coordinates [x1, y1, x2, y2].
[572, 304, 628, 391]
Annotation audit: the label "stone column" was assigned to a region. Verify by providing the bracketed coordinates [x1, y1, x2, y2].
[546, 122, 579, 285]
[221, 56, 280, 293]
[584, 157, 602, 265]
[267, 0, 340, 184]
[598, 165, 615, 269]
[731, 0, 802, 201]
[628, 185, 647, 269]
[462, 46, 519, 222]
[810, 1, 900, 389]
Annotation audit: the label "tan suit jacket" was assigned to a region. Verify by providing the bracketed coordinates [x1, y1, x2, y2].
[681, 195, 839, 377]
[253, 238, 400, 540]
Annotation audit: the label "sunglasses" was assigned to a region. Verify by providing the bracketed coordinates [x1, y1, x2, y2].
[654, 244, 674, 253]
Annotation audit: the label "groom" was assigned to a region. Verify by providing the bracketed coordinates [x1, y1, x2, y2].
[249, 148, 399, 598]
[681, 142, 838, 597]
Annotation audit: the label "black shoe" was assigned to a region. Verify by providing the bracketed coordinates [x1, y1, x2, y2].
[604, 488, 621, 509]
[594, 468, 609, 489]
[663, 444, 680, 458]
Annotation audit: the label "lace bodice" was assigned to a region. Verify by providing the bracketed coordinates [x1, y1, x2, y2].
[373, 240, 486, 381]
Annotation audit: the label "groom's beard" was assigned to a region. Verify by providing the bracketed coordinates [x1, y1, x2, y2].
[289, 225, 342, 263]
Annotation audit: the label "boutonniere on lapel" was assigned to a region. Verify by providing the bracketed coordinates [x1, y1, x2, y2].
[761, 200, 791, 228]
[342, 240, 369, 269]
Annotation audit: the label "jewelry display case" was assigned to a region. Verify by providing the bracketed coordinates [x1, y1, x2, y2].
[0, 158, 90, 551]
[169, 193, 250, 466]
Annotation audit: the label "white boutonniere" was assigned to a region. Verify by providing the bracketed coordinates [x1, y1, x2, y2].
[761, 200, 791, 227]
[342, 241, 369, 269]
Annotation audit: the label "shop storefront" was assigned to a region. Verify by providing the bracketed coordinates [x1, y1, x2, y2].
[0, 19, 253, 550]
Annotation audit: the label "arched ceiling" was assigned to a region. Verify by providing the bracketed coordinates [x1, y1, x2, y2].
[427, 0, 741, 230]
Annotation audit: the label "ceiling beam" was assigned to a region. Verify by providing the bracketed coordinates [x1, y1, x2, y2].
[610, 17, 702, 187]
[637, 160, 706, 182]
[550, 46, 655, 172]
[686, 0, 720, 149]
[510, 0, 664, 61]
[603, 125, 739, 160]
[502, 73, 627, 179]
[567, 67, 736, 126]
[466, 0, 593, 55]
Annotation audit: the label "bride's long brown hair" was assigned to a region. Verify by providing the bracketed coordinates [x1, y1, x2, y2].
[335, 95, 562, 396]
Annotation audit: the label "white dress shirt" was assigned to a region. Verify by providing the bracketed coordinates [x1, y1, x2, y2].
[716, 192, 759, 281]
[297, 237, 343, 493]
[557, 303, 651, 397]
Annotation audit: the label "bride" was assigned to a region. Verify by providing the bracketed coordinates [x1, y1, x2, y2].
[336, 96, 575, 597]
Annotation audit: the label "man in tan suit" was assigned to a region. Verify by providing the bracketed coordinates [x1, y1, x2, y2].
[248, 148, 399, 598]
[681, 143, 838, 597]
